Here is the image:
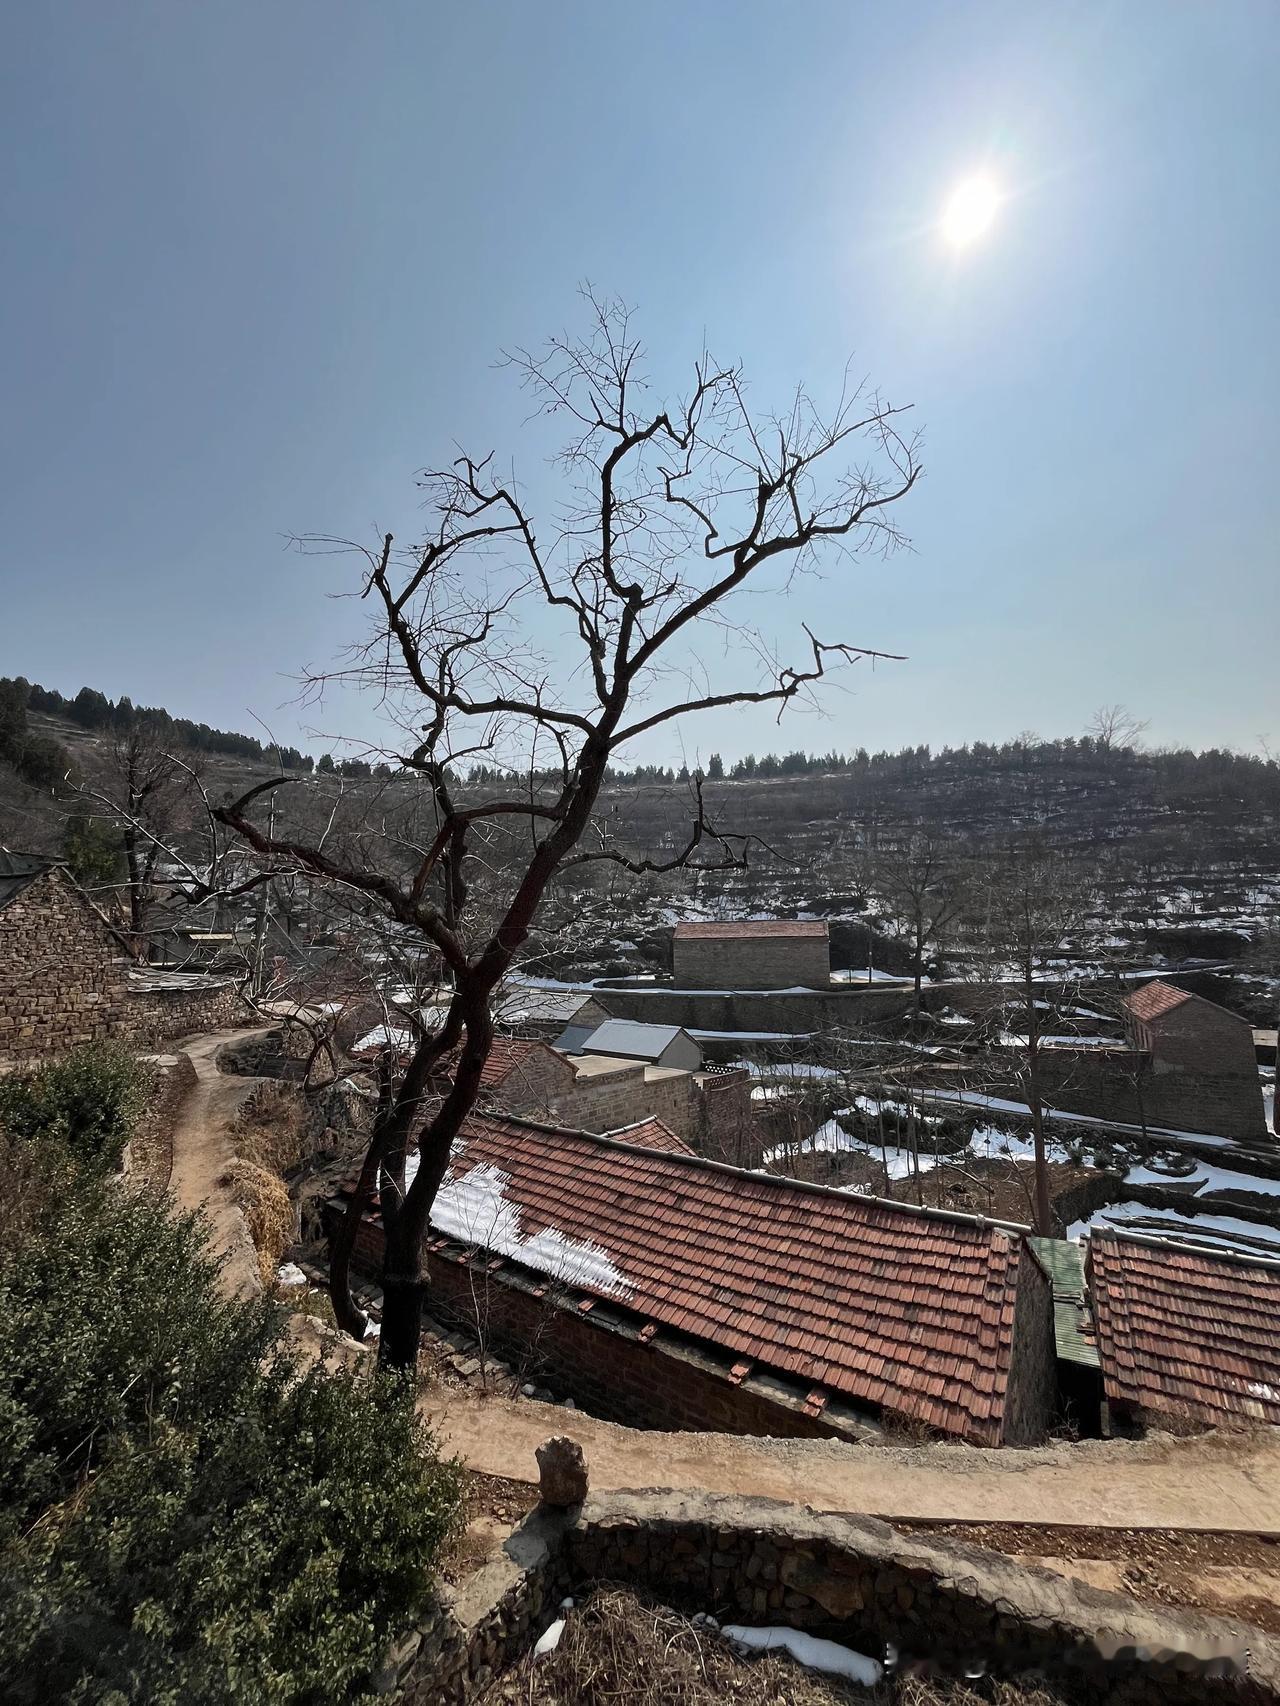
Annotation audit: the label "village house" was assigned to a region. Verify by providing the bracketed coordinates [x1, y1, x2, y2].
[1017, 979, 1268, 1143]
[1121, 981, 1268, 1141]
[0, 850, 245, 1060]
[1088, 1228, 1280, 1431]
[555, 1017, 703, 1072]
[350, 1026, 755, 1160]
[672, 919, 830, 990]
[493, 985, 614, 1039]
[331, 1112, 1057, 1446]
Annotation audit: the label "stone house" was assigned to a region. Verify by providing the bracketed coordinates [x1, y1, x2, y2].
[494, 987, 614, 1039]
[334, 1112, 1055, 1445]
[359, 1026, 756, 1161]
[0, 850, 246, 1060]
[1122, 981, 1267, 1140]
[672, 920, 830, 990]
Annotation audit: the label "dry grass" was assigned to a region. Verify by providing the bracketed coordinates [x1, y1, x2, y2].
[234, 1079, 309, 1176]
[477, 1589, 1070, 1706]
[220, 1156, 294, 1287]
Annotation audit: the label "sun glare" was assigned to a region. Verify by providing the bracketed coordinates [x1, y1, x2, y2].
[941, 175, 1001, 248]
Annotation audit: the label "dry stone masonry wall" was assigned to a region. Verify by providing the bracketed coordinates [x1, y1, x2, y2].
[389, 1489, 1277, 1704]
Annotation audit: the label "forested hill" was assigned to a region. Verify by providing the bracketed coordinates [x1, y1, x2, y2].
[1, 668, 1277, 883]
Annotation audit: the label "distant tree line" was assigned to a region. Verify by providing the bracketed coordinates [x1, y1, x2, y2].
[467, 733, 1280, 807]
[0, 678, 77, 792]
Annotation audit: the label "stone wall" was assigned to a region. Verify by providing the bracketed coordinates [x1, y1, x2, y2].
[562, 1492, 1268, 1704]
[551, 1058, 697, 1137]
[587, 980, 919, 1033]
[486, 1047, 579, 1118]
[1028, 1047, 1267, 1143]
[0, 870, 129, 1058]
[386, 1491, 1274, 1704]
[672, 933, 831, 992]
[0, 868, 249, 1061]
[1053, 1168, 1125, 1231]
[119, 978, 248, 1046]
[529, 1059, 754, 1157]
[694, 1069, 760, 1166]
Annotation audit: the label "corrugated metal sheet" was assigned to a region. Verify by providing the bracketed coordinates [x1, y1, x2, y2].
[1029, 1237, 1100, 1369]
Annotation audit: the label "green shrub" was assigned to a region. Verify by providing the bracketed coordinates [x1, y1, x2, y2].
[0, 1043, 148, 1170]
[0, 1146, 462, 1702]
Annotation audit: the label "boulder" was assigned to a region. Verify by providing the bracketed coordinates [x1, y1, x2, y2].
[535, 1435, 588, 1508]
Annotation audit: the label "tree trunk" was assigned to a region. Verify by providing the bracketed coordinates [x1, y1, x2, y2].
[378, 1217, 428, 1372]
[1025, 974, 1053, 1236]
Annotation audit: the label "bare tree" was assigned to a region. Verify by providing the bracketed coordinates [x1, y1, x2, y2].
[212, 294, 922, 1369]
[974, 843, 1091, 1235]
[1087, 705, 1148, 755]
[869, 832, 967, 1029]
[76, 720, 198, 955]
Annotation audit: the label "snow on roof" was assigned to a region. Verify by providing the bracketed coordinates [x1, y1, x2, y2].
[352, 1024, 412, 1056]
[432, 1159, 632, 1297]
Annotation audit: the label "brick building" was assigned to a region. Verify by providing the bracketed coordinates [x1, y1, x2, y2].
[333, 1113, 1055, 1445]
[672, 920, 830, 990]
[0, 851, 245, 1060]
[1122, 981, 1267, 1141]
[1089, 1229, 1280, 1430]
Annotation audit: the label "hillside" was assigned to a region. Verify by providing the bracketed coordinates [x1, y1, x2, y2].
[1, 686, 1277, 1003]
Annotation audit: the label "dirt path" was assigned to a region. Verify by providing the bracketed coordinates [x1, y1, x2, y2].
[422, 1387, 1280, 1536]
[168, 1029, 273, 1299]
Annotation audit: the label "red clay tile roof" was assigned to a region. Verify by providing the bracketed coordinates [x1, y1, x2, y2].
[430, 1114, 1035, 1443]
[470, 1036, 567, 1089]
[1089, 1231, 1280, 1427]
[674, 919, 828, 940]
[352, 1031, 565, 1090]
[1124, 980, 1250, 1031]
[600, 1117, 694, 1156]
[1123, 981, 1194, 1024]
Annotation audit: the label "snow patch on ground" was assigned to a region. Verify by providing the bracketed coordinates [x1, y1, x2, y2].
[722, 1624, 883, 1686]
[1069, 1200, 1280, 1257]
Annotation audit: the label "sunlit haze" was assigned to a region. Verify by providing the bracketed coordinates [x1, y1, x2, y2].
[941, 174, 1002, 247]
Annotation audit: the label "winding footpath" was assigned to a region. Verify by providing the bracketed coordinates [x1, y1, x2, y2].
[168, 1029, 274, 1300]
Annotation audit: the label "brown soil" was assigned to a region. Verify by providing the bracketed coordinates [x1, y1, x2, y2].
[439, 1470, 537, 1584]
[900, 1521, 1280, 1633]
[425, 1387, 1280, 1535]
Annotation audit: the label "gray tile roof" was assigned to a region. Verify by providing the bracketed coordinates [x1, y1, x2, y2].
[0, 850, 62, 911]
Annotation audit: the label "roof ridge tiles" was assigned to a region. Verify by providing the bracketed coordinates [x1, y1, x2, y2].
[467, 1108, 1033, 1239]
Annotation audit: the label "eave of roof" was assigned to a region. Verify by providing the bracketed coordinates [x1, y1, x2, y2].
[348, 1113, 1036, 1442]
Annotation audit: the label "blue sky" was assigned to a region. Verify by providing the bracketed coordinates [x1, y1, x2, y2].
[2, 1, 1276, 766]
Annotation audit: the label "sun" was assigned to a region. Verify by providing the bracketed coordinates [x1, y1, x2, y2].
[941, 175, 1001, 248]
